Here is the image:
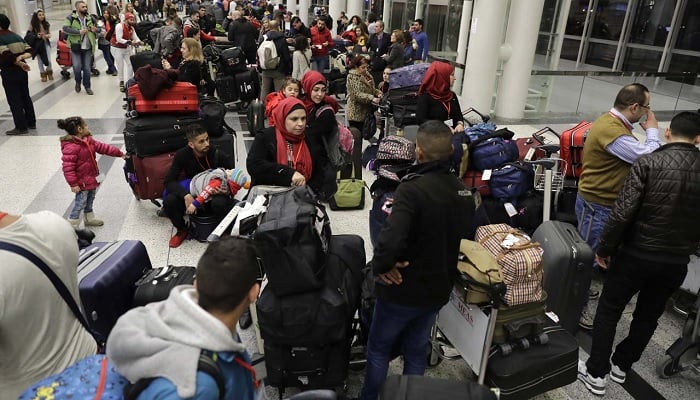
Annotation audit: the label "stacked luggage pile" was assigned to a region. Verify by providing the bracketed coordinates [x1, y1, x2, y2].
[249, 187, 364, 397]
[382, 63, 431, 132]
[204, 44, 261, 105]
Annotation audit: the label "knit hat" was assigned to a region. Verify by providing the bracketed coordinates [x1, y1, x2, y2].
[226, 168, 251, 196]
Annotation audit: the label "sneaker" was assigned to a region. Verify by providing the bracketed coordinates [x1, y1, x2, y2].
[579, 309, 595, 330]
[589, 289, 600, 300]
[610, 363, 626, 384]
[85, 88, 94, 95]
[5, 128, 28, 135]
[168, 230, 188, 248]
[578, 359, 607, 396]
[75, 82, 81, 93]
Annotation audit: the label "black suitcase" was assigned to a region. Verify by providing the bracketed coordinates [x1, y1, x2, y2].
[124, 114, 199, 157]
[486, 323, 578, 400]
[130, 51, 163, 71]
[215, 74, 238, 103]
[264, 339, 350, 391]
[209, 131, 236, 166]
[246, 98, 265, 134]
[235, 68, 260, 103]
[188, 213, 224, 242]
[132, 265, 197, 307]
[78, 241, 152, 341]
[532, 220, 593, 334]
[380, 375, 497, 400]
[554, 178, 579, 227]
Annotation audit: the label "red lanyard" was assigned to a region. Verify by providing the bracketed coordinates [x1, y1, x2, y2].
[443, 100, 451, 118]
[196, 155, 211, 171]
[286, 142, 302, 170]
[233, 357, 261, 389]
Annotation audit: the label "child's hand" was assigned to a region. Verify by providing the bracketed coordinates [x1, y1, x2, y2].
[186, 204, 197, 214]
[121, 154, 129, 159]
[71, 186, 80, 193]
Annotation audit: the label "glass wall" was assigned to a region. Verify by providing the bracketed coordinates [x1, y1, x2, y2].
[676, 0, 700, 50]
[629, 0, 676, 45]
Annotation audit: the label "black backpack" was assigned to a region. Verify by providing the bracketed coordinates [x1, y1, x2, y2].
[199, 97, 235, 137]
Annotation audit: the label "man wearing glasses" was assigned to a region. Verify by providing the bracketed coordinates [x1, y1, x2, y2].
[575, 83, 661, 331]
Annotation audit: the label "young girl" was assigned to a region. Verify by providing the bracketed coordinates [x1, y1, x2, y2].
[264, 77, 301, 127]
[378, 66, 391, 94]
[59, 117, 125, 228]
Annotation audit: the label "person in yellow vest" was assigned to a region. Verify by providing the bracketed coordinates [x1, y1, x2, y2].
[576, 83, 661, 330]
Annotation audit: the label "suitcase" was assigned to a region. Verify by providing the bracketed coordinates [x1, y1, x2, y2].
[220, 46, 246, 75]
[78, 240, 151, 341]
[235, 68, 260, 103]
[379, 375, 497, 400]
[264, 340, 350, 391]
[209, 131, 236, 165]
[486, 323, 578, 400]
[130, 50, 162, 71]
[515, 137, 546, 162]
[188, 213, 224, 242]
[247, 98, 265, 134]
[124, 114, 199, 157]
[463, 170, 491, 197]
[56, 31, 72, 67]
[215, 74, 238, 103]
[130, 152, 176, 200]
[531, 220, 593, 334]
[132, 265, 197, 307]
[127, 82, 199, 115]
[388, 63, 430, 90]
[554, 178, 578, 227]
[559, 121, 591, 178]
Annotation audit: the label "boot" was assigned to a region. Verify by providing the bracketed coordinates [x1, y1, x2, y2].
[84, 212, 104, 227]
[67, 218, 80, 228]
[119, 81, 125, 92]
[46, 69, 54, 80]
[40, 72, 47, 82]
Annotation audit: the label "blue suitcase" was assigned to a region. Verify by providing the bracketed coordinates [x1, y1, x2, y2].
[78, 240, 151, 342]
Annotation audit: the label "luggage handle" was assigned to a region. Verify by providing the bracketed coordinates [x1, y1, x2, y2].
[503, 315, 545, 335]
[462, 107, 490, 125]
[531, 126, 560, 144]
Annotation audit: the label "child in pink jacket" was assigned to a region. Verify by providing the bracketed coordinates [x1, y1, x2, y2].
[59, 116, 125, 228]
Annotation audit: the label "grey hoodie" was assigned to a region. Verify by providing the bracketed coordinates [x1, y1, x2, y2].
[106, 286, 246, 398]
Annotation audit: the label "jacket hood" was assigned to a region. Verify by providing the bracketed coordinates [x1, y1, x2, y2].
[106, 286, 246, 398]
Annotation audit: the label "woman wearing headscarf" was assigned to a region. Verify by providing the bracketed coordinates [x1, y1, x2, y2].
[247, 97, 330, 197]
[416, 61, 465, 133]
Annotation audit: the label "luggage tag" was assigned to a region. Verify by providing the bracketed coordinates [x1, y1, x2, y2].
[482, 169, 492, 181]
[503, 202, 517, 217]
[444, 119, 453, 127]
[524, 147, 536, 161]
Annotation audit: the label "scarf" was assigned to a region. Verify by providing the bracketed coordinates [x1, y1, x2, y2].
[301, 70, 339, 115]
[273, 97, 313, 180]
[418, 61, 454, 104]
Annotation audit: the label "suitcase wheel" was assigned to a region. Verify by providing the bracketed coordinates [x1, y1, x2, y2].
[60, 70, 71, 79]
[126, 110, 138, 119]
[499, 342, 514, 356]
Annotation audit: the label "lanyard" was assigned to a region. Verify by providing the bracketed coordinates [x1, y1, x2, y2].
[196, 155, 211, 171]
[286, 142, 302, 170]
[233, 357, 261, 389]
[443, 100, 451, 118]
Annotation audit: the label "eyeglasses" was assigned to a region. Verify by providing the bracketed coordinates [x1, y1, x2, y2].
[638, 103, 651, 109]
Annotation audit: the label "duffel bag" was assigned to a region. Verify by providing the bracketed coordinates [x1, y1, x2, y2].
[489, 162, 534, 202]
[493, 291, 548, 344]
[470, 137, 519, 171]
[388, 63, 430, 90]
[456, 239, 503, 304]
[475, 224, 544, 306]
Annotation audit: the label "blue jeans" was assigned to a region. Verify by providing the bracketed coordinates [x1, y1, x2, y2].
[99, 43, 116, 73]
[575, 194, 612, 307]
[69, 189, 96, 219]
[71, 48, 92, 89]
[359, 299, 440, 400]
[311, 55, 329, 73]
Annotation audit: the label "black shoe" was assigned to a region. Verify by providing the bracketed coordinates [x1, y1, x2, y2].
[85, 88, 94, 95]
[75, 83, 81, 93]
[5, 128, 28, 135]
[28, 125, 36, 129]
[238, 309, 253, 329]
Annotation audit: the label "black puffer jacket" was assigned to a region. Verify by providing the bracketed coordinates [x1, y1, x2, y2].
[597, 142, 700, 263]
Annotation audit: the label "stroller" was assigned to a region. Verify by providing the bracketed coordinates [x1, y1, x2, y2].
[56, 30, 100, 79]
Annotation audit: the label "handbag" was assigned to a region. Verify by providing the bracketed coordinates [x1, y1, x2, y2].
[329, 169, 367, 211]
[362, 110, 378, 140]
[23, 30, 37, 48]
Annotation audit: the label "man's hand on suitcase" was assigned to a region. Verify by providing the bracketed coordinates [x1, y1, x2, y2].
[595, 254, 610, 269]
[379, 261, 409, 285]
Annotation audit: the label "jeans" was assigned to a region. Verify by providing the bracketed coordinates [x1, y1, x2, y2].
[1, 68, 35, 131]
[37, 41, 52, 72]
[71, 48, 92, 89]
[575, 194, 612, 307]
[70, 189, 97, 219]
[359, 299, 440, 400]
[311, 55, 329, 73]
[586, 251, 687, 378]
[99, 43, 116, 73]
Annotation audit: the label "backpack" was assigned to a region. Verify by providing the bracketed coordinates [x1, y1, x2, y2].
[19, 353, 225, 400]
[257, 38, 279, 70]
[316, 105, 353, 170]
[200, 97, 236, 138]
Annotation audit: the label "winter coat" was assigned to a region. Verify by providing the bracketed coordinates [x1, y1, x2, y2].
[62, 12, 97, 53]
[60, 135, 123, 190]
[346, 68, 376, 123]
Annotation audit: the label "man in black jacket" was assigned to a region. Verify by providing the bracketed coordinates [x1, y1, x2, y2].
[223, 10, 257, 64]
[578, 111, 700, 397]
[163, 124, 235, 248]
[367, 20, 390, 83]
[359, 121, 477, 400]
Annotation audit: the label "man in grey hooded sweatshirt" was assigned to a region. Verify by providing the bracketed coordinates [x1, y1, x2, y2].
[106, 236, 261, 399]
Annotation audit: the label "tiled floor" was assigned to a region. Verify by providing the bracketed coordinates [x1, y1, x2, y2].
[1, 4, 698, 400]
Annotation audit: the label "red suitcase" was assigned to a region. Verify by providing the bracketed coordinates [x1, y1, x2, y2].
[559, 121, 591, 178]
[463, 170, 491, 197]
[516, 137, 545, 162]
[127, 82, 199, 115]
[130, 152, 176, 201]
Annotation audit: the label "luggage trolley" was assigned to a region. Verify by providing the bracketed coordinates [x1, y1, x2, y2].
[658, 287, 700, 378]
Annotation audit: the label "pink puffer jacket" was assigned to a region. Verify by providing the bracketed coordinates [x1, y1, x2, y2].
[61, 135, 123, 190]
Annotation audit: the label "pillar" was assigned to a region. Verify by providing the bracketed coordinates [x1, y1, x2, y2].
[298, 0, 310, 25]
[346, 0, 364, 20]
[495, 0, 545, 120]
[329, 0, 347, 30]
[383, 0, 391, 28]
[462, 0, 509, 113]
[415, 0, 424, 20]
[286, 0, 297, 16]
[454, 0, 473, 96]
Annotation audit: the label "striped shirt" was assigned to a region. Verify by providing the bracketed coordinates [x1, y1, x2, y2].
[606, 108, 661, 164]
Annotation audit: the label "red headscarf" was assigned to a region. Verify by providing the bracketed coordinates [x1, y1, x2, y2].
[273, 97, 313, 181]
[301, 70, 339, 115]
[418, 61, 454, 103]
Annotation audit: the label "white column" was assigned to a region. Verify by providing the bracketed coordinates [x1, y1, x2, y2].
[298, 0, 310, 25]
[329, 0, 347, 30]
[495, 0, 545, 120]
[383, 0, 392, 28]
[346, 0, 364, 20]
[462, 0, 509, 113]
[415, 0, 425, 20]
[454, 0, 473, 96]
[286, 0, 297, 16]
